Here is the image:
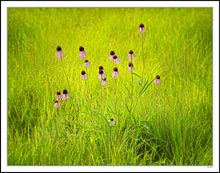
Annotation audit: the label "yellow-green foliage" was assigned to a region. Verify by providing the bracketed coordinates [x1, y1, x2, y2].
[8, 8, 212, 165]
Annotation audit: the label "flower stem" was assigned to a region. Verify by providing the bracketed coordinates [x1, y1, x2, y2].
[130, 56, 133, 115]
[60, 57, 71, 93]
[141, 33, 145, 82]
[85, 67, 90, 101]
[101, 75, 104, 132]
[84, 77, 87, 101]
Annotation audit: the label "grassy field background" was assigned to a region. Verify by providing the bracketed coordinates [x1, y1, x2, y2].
[8, 8, 212, 165]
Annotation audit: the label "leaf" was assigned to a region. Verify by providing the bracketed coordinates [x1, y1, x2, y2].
[125, 103, 130, 113]
[139, 79, 154, 96]
[132, 72, 141, 79]
[122, 82, 130, 95]
[139, 80, 149, 96]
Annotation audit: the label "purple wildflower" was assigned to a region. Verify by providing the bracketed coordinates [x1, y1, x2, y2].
[128, 50, 135, 61]
[153, 75, 161, 84]
[81, 70, 88, 80]
[61, 89, 70, 100]
[98, 69, 106, 80]
[113, 55, 121, 64]
[128, 62, 136, 72]
[54, 101, 61, 108]
[139, 23, 147, 34]
[84, 60, 91, 67]
[112, 67, 119, 78]
[56, 46, 65, 59]
[101, 78, 107, 86]
[108, 118, 115, 126]
[55, 92, 62, 99]
[109, 51, 115, 61]
[79, 46, 87, 58]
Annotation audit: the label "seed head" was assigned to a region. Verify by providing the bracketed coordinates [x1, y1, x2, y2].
[113, 67, 118, 72]
[79, 46, 84, 51]
[110, 51, 115, 55]
[139, 23, 144, 28]
[85, 60, 89, 63]
[55, 101, 58, 103]
[57, 46, 62, 51]
[99, 66, 104, 70]
[129, 62, 133, 67]
[103, 78, 106, 81]
[156, 75, 160, 79]
[110, 118, 114, 121]
[57, 92, 61, 95]
[81, 70, 86, 75]
[113, 55, 117, 60]
[129, 50, 133, 54]
[99, 69, 104, 74]
[63, 89, 68, 94]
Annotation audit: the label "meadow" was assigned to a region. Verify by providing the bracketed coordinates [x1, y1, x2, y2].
[8, 8, 212, 165]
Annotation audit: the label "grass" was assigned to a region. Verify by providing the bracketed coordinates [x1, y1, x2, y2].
[7, 8, 212, 165]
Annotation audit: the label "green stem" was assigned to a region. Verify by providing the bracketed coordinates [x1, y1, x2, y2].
[130, 56, 133, 116]
[61, 57, 71, 93]
[141, 34, 145, 81]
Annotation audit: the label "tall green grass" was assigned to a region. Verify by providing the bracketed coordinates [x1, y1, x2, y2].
[8, 8, 212, 165]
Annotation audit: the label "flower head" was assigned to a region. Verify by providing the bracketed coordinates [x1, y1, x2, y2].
[109, 51, 115, 61]
[108, 118, 115, 126]
[113, 55, 121, 64]
[79, 46, 87, 58]
[153, 75, 161, 84]
[128, 50, 135, 61]
[139, 23, 147, 34]
[99, 66, 105, 73]
[112, 67, 119, 78]
[61, 89, 70, 100]
[81, 70, 88, 80]
[84, 59, 91, 67]
[56, 46, 65, 59]
[55, 91, 62, 99]
[54, 101, 61, 108]
[101, 78, 107, 86]
[128, 62, 136, 72]
[98, 69, 106, 79]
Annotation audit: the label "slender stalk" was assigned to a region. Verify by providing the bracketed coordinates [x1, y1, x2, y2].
[60, 57, 71, 93]
[130, 56, 134, 116]
[85, 67, 90, 101]
[101, 74, 104, 132]
[84, 77, 87, 101]
[114, 77, 117, 106]
[141, 34, 145, 82]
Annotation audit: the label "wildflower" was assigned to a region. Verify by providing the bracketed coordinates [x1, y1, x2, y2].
[79, 46, 87, 58]
[101, 78, 107, 86]
[109, 51, 115, 61]
[84, 60, 91, 67]
[55, 92, 62, 99]
[139, 23, 147, 34]
[61, 89, 70, 100]
[112, 67, 119, 78]
[128, 62, 136, 72]
[81, 70, 88, 80]
[108, 118, 115, 126]
[98, 69, 106, 79]
[56, 46, 65, 59]
[153, 75, 161, 84]
[99, 66, 105, 73]
[54, 101, 61, 108]
[128, 50, 135, 61]
[113, 55, 121, 64]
